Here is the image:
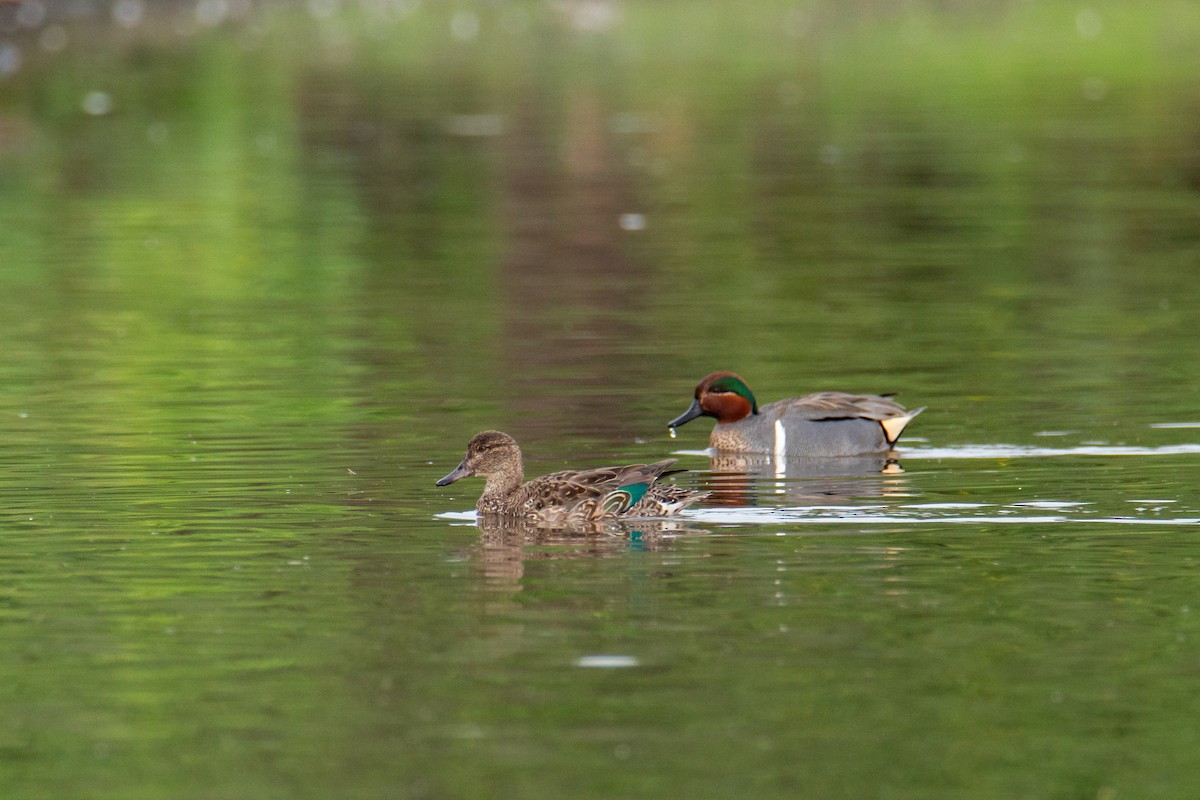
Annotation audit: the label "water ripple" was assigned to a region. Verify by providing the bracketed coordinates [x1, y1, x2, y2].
[685, 507, 1200, 527]
[905, 443, 1200, 459]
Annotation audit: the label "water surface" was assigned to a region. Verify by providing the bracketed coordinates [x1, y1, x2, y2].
[3, 2, 1200, 798]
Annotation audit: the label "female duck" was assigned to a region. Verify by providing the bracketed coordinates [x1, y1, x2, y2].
[436, 431, 707, 524]
[668, 371, 924, 457]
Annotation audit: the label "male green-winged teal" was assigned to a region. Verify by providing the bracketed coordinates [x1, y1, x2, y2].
[668, 371, 924, 457]
[436, 430, 708, 524]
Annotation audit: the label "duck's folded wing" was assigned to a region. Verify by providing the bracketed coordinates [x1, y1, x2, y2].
[782, 392, 911, 422]
[527, 460, 682, 518]
[781, 393, 925, 445]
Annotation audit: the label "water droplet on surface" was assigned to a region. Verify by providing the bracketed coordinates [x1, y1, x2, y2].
[1082, 76, 1107, 101]
[82, 91, 113, 116]
[17, 0, 47, 29]
[1076, 7, 1102, 39]
[196, 0, 230, 28]
[147, 121, 168, 144]
[112, 0, 145, 28]
[443, 114, 505, 137]
[307, 0, 340, 19]
[40, 24, 68, 52]
[0, 44, 22, 78]
[619, 212, 645, 231]
[576, 655, 639, 668]
[450, 10, 480, 41]
[818, 143, 842, 165]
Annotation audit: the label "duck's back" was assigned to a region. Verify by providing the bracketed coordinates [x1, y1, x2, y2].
[509, 460, 692, 521]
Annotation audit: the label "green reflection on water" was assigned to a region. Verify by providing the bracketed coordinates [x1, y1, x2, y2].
[2, 2, 1200, 798]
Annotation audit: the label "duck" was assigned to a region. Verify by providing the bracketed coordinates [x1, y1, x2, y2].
[668, 371, 924, 457]
[436, 430, 708, 524]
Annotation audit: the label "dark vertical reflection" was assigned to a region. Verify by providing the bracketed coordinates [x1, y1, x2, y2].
[495, 80, 654, 444]
[294, 51, 668, 447]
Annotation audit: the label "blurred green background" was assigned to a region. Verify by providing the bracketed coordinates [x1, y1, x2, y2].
[3, 0, 1199, 449]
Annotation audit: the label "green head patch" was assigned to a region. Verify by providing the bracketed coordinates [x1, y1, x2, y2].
[708, 375, 758, 414]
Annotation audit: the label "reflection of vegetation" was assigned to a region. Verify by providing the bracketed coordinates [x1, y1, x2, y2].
[0, 0, 1198, 451]
[322, 0, 1200, 426]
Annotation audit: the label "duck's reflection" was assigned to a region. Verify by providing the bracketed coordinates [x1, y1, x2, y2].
[703, 451, 911, 507]
[469, 515, 707, 593]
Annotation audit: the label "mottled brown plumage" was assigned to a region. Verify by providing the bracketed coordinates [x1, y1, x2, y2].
[436, 431, 707, 524]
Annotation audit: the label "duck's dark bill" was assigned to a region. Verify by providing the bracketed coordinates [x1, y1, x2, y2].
[436, 461, 471, 486]
[667, 398, 704, 430]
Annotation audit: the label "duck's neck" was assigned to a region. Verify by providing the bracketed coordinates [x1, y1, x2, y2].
[478, 462, 524, 506]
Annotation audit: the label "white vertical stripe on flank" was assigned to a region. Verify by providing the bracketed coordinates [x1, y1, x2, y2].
[773, 420, 787, 480]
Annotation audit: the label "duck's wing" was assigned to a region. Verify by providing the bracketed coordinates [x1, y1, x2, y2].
[776, 392, 915, 421]
[524, 460, 681, 519]
[777, 393, 926, 445]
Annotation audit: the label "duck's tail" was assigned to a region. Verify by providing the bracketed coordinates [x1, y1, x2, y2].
[880, 406, 926, 446]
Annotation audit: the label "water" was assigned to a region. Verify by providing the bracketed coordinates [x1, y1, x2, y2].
[3, 2, 1200, 797]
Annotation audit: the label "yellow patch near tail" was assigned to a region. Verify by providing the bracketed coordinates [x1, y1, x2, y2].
[880, 407, 925, 445]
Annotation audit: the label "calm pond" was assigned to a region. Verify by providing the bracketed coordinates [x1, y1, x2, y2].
[3, 1, 1200, 798]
